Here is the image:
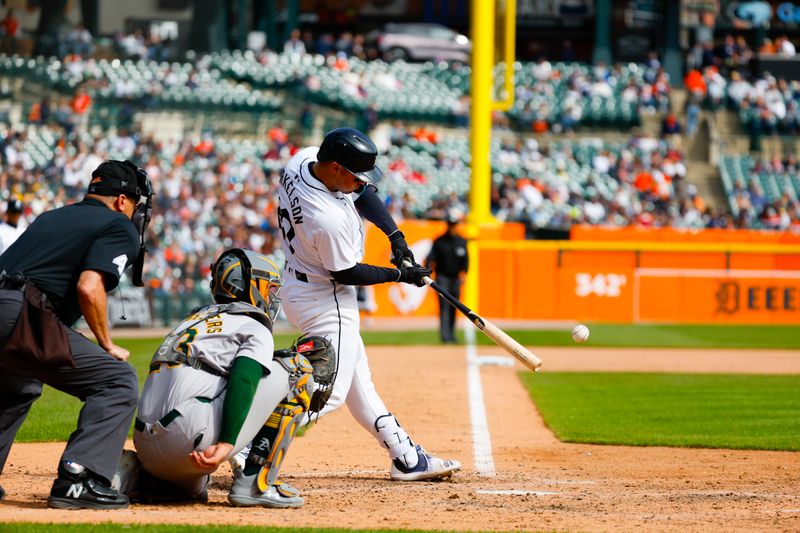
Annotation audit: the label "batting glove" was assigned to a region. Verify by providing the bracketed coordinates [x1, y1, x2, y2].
[389, 230, 417, 268]
[398, 265, 431, 287]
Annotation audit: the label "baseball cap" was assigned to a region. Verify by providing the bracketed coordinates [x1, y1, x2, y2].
[317, 127, 384, 183]
[88, 160, 145, 200]
[6, 198, 23, 214]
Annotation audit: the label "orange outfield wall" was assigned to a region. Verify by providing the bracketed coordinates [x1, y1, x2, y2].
[364, 223, 800, 324]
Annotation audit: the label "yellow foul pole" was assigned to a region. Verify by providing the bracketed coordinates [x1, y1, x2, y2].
[465, 0, 497, 312]
[469, 0, 495, 228]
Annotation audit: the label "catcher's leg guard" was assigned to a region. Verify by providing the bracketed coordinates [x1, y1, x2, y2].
[246, 352, 314, 493]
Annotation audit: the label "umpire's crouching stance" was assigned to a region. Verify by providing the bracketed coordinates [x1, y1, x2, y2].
[0, 160, 153, 509]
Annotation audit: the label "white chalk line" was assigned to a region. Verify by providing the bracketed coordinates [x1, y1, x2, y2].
[287, 469, 386, 478]
[476, 489, 561, 496]
[464, 324, 496, 477]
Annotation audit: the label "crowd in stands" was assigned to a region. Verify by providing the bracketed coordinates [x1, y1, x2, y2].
[721, 153, 800, 231]
[6, 120, 795, 300]
[684, 65, 800, 136]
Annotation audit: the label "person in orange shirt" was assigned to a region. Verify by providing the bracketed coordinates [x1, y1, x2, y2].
[0, 10, 19, 54]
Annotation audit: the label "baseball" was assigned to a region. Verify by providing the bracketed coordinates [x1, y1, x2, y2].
[571, 324, 590, 343]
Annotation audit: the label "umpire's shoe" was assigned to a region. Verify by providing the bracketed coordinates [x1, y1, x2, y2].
[228, 469, 303, 508]
[0, 484, 5, 500]
[48, 462, 129, 510]
[390, 444, 461, 481]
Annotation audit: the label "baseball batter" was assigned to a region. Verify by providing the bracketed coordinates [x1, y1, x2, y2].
[276, 127, 461, 481]
[124, 248, 335, 508]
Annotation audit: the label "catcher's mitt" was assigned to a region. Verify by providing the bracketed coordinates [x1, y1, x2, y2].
[293, 335, 337, 413]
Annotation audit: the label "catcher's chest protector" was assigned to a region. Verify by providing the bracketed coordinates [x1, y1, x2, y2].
[151, 302, 272, 369]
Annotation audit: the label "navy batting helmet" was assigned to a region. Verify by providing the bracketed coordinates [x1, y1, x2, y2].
[317, 127, 383, 183]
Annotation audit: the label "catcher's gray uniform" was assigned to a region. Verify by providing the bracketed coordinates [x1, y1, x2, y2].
[134, 303, 290, 496]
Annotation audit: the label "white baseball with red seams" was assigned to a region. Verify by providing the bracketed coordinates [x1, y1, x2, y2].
[572, 324, 590, 343]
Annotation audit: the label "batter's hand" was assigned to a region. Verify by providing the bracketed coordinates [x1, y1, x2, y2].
[389, 231, 417, 268]
[106, 344, 130, 362]
[398, 265, 431, 287]
[190, 442, 234, 471]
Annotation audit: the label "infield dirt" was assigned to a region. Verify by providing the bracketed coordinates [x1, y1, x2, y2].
[1, 346, 798, 532]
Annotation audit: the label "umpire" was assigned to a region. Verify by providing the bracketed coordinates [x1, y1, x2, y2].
[0, 160, 153, 509]
[425, 213, 469, 344]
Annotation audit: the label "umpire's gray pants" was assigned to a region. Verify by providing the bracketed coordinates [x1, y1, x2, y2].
[0, 288, 139, 484]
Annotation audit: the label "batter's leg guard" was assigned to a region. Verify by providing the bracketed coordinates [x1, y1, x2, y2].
[234, 352, 314, 505]
[374, 413, 417, 467]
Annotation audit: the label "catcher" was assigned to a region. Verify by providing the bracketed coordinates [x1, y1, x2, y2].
[116, 248, 336, 508]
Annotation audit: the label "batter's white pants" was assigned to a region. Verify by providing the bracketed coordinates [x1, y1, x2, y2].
[282, 277, 415, 462]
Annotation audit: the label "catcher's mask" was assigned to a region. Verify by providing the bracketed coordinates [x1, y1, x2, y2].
[210, 248, 283, 321]
[89, 159, 154, 287]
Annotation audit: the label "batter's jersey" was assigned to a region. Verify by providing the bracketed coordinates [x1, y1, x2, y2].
[138, 306, 275, 423]
[277, 147, 365, 281]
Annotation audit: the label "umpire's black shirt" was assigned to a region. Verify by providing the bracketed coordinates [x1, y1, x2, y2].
[428, 232, 469, 278]
[0, 198, 139, 325]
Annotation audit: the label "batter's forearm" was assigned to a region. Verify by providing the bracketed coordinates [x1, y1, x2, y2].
[331, 263, 400, 285]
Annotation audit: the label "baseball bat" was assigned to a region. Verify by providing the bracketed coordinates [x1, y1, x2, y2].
[405, 261, 543, 372]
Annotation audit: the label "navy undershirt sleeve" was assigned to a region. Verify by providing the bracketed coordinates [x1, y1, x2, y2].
[354, 185, 398, 236]
[331, 263, 400, 285]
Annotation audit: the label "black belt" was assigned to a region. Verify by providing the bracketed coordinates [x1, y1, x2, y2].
[149, 360, 227, 377]
[134, 397, 212, 432]
[287, 266, 308, 283]
[134, 408, 181, 432]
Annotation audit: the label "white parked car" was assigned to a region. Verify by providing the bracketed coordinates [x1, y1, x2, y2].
[366, 23, 471, 62]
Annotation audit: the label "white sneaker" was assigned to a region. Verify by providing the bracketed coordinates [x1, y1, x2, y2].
[111, 450, 142, 494]
[390, 445, 461, 481]
[228, 469, 304, 508]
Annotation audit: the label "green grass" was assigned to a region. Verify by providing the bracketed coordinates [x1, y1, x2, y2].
[14, 322, 800, 443]
[363, 324, 800, 349]
[482, 323, 800, 349]
[520, 372, 800, 451]
[0, 525, 476, 533]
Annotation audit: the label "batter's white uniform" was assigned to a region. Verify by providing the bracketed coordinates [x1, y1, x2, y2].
[134, 305, 290, 496]
[277, 147, 416, 463]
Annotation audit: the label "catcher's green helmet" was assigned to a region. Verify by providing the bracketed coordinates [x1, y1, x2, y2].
[210, 248, 283, 321]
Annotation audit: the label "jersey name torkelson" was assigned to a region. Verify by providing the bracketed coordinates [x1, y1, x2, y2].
[280, 171, 304, 225]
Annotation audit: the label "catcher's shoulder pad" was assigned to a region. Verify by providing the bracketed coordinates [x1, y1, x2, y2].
[224, 301, 273, 330]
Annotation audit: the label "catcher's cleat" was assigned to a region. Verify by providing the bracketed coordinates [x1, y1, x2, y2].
[47, 465, 129, 510]
[228, 470, 303, 508]
[111, 450, 142, 495]
[390, 445, 461, 482]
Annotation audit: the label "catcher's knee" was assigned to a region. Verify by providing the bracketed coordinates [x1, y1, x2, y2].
[247, 347, 315, 491]
[244, 336, 337, 491]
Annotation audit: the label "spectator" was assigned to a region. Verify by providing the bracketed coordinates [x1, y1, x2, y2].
[283, 28, 305, 57]
[0, 9, 19, 54]
[0, 198, 25, 254]
[661, 113, 682, 136]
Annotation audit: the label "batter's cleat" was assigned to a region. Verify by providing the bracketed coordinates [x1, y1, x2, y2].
[47, 467, 129, 510]
[390, 445, 461, 481]
[228, 470, 303, 508]
[111, 450, 142, 495]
